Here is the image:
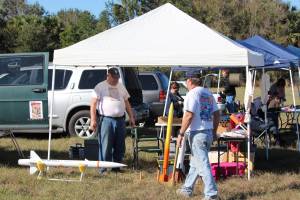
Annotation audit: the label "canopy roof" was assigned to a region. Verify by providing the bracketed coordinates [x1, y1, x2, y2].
[237, 41, 282, 67]
[286, 45, 300, 57]
[53, 3, 263, 67]
[242, 35, 299, 68]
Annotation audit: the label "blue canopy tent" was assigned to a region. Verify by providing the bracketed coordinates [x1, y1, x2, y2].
[287, 45, 300, 58]
[242, 35, 299, 67]
[237, 41, 289, 68]
[241, 35, 300, 153]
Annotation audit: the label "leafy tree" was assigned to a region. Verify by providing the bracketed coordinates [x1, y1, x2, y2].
[96, 10, 111, 32]
[57, 9, 97, 47]
[43, 15, 61, 60]
[0, 0, 44, 19]
[0, 7, 7, 52]
[0, 0, 299, 56]
[24, 2, 45, 16]
[0, 0, 26, 19]
[191, 0, 290, 42]
[4, 15, 47, 52]
[139, 0, 160, 13]
[287, 7, 300, 46]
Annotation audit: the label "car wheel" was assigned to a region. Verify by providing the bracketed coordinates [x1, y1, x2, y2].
[68, 110, 97, 139]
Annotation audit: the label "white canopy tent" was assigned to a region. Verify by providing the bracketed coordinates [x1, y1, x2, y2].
[53, 3, 263, 67]
[51, 3, 264, 180]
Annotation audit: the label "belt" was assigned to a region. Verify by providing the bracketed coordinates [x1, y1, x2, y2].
[100, 115, 125, 119]
[188, 129, 212, 134]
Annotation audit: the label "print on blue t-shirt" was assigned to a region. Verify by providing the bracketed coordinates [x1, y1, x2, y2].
[199, 93, 213, 121]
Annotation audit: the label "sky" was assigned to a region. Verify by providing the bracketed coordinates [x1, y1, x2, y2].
[27, 0, 109, 17]
[27, 0, 300, 17]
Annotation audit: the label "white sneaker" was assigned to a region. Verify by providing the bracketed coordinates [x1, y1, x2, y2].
[202, 195, 219, 200]
[176, 188, 192, 198]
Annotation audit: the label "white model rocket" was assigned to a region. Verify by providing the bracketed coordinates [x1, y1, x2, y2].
[176, 135, 186, 173]
[18, 150, 127, 181]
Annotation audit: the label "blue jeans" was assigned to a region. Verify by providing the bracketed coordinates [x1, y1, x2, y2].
[226, 95, 236, 113]
[98, 116, 126, 165]
[180, 130, 217, 197]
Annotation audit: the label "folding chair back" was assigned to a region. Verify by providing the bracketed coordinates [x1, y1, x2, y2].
[131, 127, 163, 169]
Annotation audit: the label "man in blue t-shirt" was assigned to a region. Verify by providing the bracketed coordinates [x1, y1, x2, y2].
[176, 71, 220, 200]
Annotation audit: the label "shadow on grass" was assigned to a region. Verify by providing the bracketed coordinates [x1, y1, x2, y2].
[225, 180, 300, 200]
[0, 147, 70, 167]
[254, 147, 300, 174]
[12, 132, 68, 139]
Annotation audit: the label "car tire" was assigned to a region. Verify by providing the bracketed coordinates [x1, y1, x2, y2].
[68, 110, 97, 139]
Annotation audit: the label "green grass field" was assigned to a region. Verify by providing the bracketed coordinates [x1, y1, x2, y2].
[0, 87, 300, 200]
[0, 134, 300, 200]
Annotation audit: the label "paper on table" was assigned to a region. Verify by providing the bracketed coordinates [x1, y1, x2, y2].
[219, 129, 247, 138]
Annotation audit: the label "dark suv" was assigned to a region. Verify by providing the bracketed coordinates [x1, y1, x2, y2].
[0, 53, 149, 139]
[138, 71, 169, 123]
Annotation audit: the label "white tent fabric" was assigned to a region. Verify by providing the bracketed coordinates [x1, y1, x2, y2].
[53, 3, 264, 67]
[244, 70, 253, 123]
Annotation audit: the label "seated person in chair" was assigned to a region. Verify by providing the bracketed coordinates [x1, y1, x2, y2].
[269, 78, 286, 103]
[165, 81, 184, 118]
[250, 97, 279, 144]
[165, 81, 184, 138]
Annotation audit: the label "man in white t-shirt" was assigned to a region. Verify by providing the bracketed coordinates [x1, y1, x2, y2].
[176, 72, 220, 200]
[90, 67, 135, 173]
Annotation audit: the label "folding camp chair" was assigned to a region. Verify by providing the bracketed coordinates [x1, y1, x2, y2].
[131, 127, 164, 169]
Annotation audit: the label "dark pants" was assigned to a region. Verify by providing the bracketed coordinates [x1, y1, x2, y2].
[98, 116, 126, 164]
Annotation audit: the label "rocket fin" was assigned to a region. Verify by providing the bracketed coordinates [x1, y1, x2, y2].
[29, 151, 41, 175]
[29, 164, 37, 175]
[30, 150, 41, 161]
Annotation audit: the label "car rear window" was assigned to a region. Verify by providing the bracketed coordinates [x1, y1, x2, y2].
[48, 69, 72, 90]
[122, 68, 143, 106]
[0, 55, 44, 86]
[78, 69, 106, 89]
[138, 74, 158, 90]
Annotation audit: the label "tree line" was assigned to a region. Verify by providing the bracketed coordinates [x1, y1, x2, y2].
[0, 0, 300, 60]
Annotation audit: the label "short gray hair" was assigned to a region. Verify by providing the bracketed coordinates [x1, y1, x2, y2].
[188, 77, 201, 86]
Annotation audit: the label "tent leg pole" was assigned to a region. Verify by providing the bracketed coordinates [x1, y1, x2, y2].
[297, 67, 300, 97]
[160, 68, 173, 138]
[262, 68, 269, 160]
[246, 66, 251, 180]
[289, 68, 300, 152]
[47, 64, 56, 170]
[252, 70, 256, 101]
[217, 69, 221, 94]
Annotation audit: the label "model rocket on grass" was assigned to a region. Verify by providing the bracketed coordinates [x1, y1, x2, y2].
[18, 150, 126, 181]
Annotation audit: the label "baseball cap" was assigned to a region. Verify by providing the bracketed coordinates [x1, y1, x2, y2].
[185, 70, 199, 79]
[108, 67, 120, 78]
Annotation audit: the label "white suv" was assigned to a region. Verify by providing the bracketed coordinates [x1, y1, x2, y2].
[48, 65, 149, 138]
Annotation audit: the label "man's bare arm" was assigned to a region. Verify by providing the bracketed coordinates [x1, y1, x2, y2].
[179, 111, 193, 134]
[177, 111, 193, 147]
[212, 110, 220, 140]
[90, 97, 98, 131]
[125, 99, 135, 127]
